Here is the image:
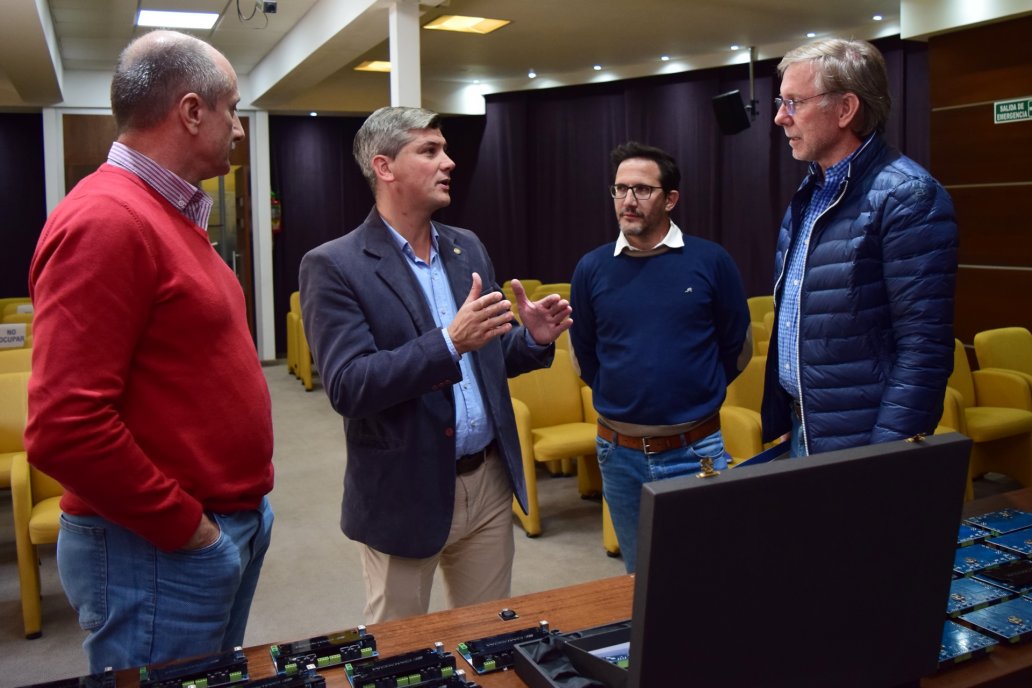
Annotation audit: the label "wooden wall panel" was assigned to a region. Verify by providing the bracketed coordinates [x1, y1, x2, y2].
[930, 106, 1032, 185]
[929, 15, 1032, 108]
[954, 267, 1032, 343]
[950, 186, 1032, 267]
[929, 15, 1032, 349]
[62, 114, 117, 193]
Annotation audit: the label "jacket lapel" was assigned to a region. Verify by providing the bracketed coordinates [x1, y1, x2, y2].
[360, 210, 437, 334]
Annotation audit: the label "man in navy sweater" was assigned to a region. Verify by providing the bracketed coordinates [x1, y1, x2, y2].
[570, 142, 751, 572]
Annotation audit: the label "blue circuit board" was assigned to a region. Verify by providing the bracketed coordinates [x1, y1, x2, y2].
[953, 544, 1018, 576]
[960, 596, 1032, 642]
[947, 577, 1013, 616]
[939, 620, 998, 666]
[957, 523, 992, 547]
[965, 509, 1032, 535]
[988, 528, 1032, 557]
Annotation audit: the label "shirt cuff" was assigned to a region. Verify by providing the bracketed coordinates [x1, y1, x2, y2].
[523, 327, 550, 350]
[441, 327, 460, 362]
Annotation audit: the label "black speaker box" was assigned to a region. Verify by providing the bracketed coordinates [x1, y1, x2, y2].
[712, 89, 751, 135]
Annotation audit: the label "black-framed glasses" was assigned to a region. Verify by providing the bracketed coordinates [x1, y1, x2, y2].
[774, 92, 834, 116]
[610, 183, 663, 200]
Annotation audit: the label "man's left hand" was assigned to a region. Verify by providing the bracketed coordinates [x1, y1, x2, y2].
[511, 278, 573, 345]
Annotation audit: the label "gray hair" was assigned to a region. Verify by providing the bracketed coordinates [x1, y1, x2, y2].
[778, 38, 890, 137]
[353, 106, 442, 192]
[111, 30, 233, 134]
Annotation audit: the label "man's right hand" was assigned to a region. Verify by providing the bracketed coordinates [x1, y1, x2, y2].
[181, 513, 221, 551]
[447, 272, 514, 355]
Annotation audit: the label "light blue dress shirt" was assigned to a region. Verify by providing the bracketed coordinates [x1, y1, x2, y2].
[384, 222, 493, 458]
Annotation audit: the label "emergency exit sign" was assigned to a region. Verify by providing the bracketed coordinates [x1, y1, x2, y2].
[994, 97, 1032, 124]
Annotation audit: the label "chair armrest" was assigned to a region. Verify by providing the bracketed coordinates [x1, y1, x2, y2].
[940, 386, 966, 434]
[580, 386, 598, 425]
[973, 369, 1032, 411]
[510, 397, 535, 466]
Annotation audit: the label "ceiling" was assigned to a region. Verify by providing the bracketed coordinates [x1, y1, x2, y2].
[1, 0, 907, 115]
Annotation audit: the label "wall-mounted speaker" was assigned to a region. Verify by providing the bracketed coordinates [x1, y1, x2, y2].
[712, 90, 751, 135]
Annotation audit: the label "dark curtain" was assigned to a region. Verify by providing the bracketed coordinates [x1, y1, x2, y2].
[268, 36, 929, 354]
[0, 113, 46, 296]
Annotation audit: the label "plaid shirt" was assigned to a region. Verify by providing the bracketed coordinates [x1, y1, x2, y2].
[777, 135, 873, 400]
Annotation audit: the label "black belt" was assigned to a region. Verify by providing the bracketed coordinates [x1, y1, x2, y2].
[790, 398, 803, 421]
[456, 440, 495, 475]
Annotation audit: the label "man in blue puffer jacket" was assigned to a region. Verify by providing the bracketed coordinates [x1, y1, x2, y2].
[761, 38, 958, 457]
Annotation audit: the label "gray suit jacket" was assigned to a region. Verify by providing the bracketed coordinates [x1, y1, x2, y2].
[299, 208, 552, 557]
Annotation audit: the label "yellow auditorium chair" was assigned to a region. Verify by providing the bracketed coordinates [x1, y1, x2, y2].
[286, 291, 301, 378]
[942, 339, 1032, 500]
[2, 311, 33, 325]
[0, 347, 32, 374]
[725, 355, 765, 417]
[12, 453, 64, 638]
[1, 370, 30, 490]
[296, 317, 314, 391]
[502, 278, 542, 295]
[529, 283, 571, 302]
[508, 354, 598, 536]
[975, 327, 1032, 395]
[747, 295, 773, 330]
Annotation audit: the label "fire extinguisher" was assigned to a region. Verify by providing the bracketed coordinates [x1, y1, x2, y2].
[271, 191, 283, 235]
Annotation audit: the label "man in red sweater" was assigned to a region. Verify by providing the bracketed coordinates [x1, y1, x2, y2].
[25, 30, 274, 672]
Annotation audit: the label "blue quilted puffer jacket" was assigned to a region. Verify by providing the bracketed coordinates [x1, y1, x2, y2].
[761, 134, 958, 455]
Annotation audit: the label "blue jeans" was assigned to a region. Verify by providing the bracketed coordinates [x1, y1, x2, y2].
[790, 414, 807, 458]
[57, 497, 274, 673]
[597, 430, 729, 573]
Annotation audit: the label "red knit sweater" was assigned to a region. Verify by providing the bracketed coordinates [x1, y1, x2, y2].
[26, 165, 274, 551]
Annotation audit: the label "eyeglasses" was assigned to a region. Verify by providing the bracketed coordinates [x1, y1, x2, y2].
[774, 92, 834, 116]
[610, 184, 663, 200]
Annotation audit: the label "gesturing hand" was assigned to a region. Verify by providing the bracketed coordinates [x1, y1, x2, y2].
[447, 272, 515, 355]
[511, 278, 573, 346]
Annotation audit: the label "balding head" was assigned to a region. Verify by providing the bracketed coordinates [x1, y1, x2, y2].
[111, 30, 235, 134]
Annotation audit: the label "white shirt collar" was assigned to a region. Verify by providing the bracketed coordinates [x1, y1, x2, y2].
[613, 220, 684, 256]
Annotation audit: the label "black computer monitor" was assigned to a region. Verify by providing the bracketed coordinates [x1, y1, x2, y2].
[628, 433, 971, 687]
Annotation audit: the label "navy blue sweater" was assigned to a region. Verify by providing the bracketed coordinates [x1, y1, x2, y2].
[570, 236, 750, 426]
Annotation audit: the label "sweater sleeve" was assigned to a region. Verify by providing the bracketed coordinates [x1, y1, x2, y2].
[569, 254, 600, 387]
[26, 194, 204, 551]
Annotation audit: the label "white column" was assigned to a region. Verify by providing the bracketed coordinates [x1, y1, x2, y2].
[389, 0, 421, 107]
[248, 110, 276, 362]
[41, 107, 65, 214]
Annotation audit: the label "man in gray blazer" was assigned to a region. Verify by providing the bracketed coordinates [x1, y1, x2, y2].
[299, 106, 572, 623]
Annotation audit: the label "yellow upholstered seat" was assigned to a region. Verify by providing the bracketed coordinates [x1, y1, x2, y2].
[12, 452, 64, 638]
[0, 370, 30, 489]
[0, 347, 32, 374]
[509, 354, 597, 536]
[944, 339, 1032, 500]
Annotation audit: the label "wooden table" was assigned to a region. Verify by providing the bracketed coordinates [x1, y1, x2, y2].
[239, 575, 633, 688]
[120, 490, 1032, 688]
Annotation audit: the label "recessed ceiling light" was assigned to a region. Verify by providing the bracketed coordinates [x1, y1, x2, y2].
[354, 60, 391, 73]
[873, 14, 883, 21]
[528, 69, 537, 78]
[137, 9, 219, 29]
[730, 44, 741, 51]
[309, 112, 317, 117]
[473, 79, 481, 84]
[806, 32, 816, 38]
[660, 55, 670, 62]
[423, 15, 510, 34]
[593, 65, 602, 71]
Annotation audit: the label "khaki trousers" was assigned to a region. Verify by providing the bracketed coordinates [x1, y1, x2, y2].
[359, 445, 514, 623]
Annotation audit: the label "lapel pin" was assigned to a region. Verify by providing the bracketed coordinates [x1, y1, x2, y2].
[453, 247, 462, 254]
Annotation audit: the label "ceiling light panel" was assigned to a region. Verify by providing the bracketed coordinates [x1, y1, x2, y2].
[137, 10, 219, 30]
[423, 15, 510, 34]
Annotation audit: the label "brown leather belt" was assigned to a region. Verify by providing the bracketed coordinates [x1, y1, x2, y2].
[596, 415, 721, 455]
[456, 440, 495, 475]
